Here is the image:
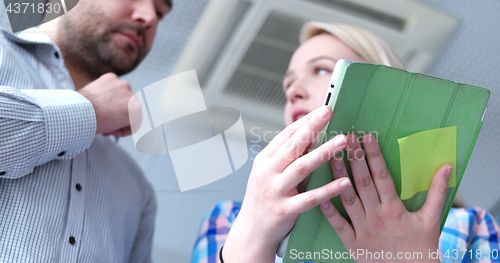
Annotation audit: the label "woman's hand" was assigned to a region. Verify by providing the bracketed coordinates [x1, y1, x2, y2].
[223, 106, 350, 263]
[320, 133, 453, 263]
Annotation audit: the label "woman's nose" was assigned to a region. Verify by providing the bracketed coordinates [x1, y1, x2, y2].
[286, 79, 309, 104]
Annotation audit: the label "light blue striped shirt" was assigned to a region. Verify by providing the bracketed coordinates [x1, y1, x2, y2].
[0, 28, 156, 263]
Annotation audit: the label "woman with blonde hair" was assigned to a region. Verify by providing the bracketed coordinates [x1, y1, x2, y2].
[191, 22, 500, 263]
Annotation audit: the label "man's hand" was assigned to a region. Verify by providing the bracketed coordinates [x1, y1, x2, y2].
[78, 73, 141, 137]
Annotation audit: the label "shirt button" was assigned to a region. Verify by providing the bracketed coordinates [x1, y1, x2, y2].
[54, 52, 59, 59]
[69, 236, 76, 245]
[76, 184, 82, 191]
[0, 171, 5, 176]
[58, 151, 66, 157]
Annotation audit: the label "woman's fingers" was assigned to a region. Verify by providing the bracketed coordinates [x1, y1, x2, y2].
[319, 200, 356, 247]
[259, 108, 319, 158]
[346, 133, 381, 208]
[330, 158, 366, 227]
[361, 133, 400, 204]
[418, 165, 454, 221]
[286, 177, 351, 216]
[279, 134, 347, 192]
[271, 107, 332, 172]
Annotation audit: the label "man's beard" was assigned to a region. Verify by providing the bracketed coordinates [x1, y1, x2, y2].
[58, 6, 147, 79]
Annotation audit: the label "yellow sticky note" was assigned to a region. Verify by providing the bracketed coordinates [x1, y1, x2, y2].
[397, 126, 457, 200]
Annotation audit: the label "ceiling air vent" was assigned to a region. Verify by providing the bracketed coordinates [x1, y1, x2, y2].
[173, 0, 458, 135]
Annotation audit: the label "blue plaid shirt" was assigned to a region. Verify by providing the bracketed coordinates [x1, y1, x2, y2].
[0, 28, 156, 262]
[192, 201, 500, 263]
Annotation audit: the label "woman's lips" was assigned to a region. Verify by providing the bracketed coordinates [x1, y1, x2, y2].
[292, 108, 311, 122]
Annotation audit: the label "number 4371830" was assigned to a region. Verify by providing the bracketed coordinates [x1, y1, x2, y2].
[6, 3, 62, 14]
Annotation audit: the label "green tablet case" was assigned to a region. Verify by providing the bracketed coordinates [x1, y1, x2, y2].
[283, 62, 490, 263]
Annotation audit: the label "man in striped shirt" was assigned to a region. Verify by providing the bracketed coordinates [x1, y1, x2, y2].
[0, 0, 172, 262]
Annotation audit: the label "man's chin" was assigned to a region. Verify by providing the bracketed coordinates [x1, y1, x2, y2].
[100, 42, 142, 75]
[108, 54, 140, 75]
[120, 46, 140, 62]
[110, 64, 137, 76]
